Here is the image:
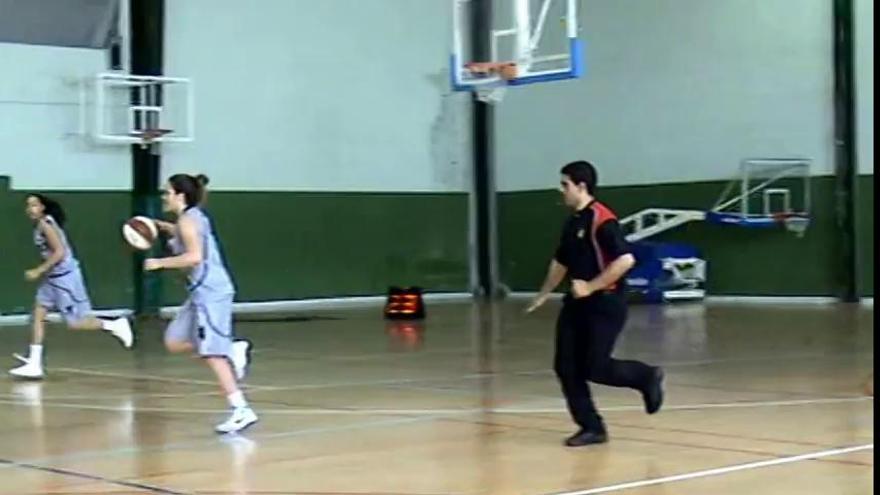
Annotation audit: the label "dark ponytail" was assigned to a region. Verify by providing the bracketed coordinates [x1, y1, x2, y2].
[195, 174, 210, 205]
[29, 194, 66, 228]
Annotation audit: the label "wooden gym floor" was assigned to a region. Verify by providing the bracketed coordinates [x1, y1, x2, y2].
[0, 299, 873, 494]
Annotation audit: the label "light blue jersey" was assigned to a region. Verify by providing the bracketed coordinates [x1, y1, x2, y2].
[166, 206, 236, 357]
[33, 215, 79, 277]
[33, 215, 92, 323]
[170, 206, 234, 300]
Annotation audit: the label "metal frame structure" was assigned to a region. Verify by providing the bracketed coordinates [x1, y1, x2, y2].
[80, 72, 194, 145]
[621, 158, 813, 241]
[73, 1, 194, 147]
[712, 158, 811, 220]
[708, 158, 812, 235]
[451, 0, 584, 93]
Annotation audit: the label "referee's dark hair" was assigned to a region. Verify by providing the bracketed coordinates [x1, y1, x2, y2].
[560, 161, 598, 195]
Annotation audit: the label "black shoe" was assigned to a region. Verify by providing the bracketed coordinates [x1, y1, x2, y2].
[642, 367, 665, 414]
[564, 429, 608, 447]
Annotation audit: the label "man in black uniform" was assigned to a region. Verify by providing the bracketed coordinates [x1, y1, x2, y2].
[527, 160, 664, 447]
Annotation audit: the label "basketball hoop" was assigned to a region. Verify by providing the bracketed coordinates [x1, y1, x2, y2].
[450, 0, 584, 106]
[463, 62, 518, 104]
[784, 216, 810, 237]
[464, 61, 519, 80]
[772, 212, 810, 237]
[132, 128, 172, 148]
[475, 83, 508, 104]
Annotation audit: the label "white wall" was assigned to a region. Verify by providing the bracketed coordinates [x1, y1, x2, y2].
[4, 0, 857, 192]
[0, 42, 129, 190]
[164, 0, 472, 193]
[856, 0, 873, 175]
[1, 1, 472, 193]
[497, 0, 836, 191]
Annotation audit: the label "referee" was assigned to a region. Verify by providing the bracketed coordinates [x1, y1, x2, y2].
[527, 160, 664, 447]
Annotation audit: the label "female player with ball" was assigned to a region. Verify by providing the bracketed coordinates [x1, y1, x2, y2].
[142, 174, 256, 434]
[10, 194, 134, 379]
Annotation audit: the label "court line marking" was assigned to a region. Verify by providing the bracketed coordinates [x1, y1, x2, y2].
[432, 415, 874, 468]
[604, 418, 870, 451]
[545, 443, 874, 495]
[251, 345, 482, 362]
[0, 412, 465, 469]
[382, 381, 561, 401]
[8, 369, 859, 409]
[181, 347, 872, 368]
[0, 457, 188, 494]
[0, 396, 869, 416]
[49, 366, 497, 391]
[50, 367, 265, 389]
[384, 377, 863, 404]
[46, 350, 872, 394]
[0, 397, 872, 481]
[0, 390, 222, 401]
[44, 366, 565, 392]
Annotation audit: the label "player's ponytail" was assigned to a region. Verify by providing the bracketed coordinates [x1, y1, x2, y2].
[195, 174, 210, 189]
[195, 174, 210, 205]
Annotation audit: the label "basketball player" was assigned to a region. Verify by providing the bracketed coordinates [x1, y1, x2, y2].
[10, 194, 134, 379]
[143, 175, 256, 434]
[526, 160, 664, 447]
[155, 173, 238, 336]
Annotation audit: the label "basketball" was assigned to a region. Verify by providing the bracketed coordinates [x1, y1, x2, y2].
[122, 216, 158, 251]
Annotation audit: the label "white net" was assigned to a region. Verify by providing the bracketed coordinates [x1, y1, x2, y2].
[783, 216, 810, 237]
[475, 83, 508, 104]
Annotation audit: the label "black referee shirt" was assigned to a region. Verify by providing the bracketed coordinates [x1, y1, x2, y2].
[554, 199, 632, 298]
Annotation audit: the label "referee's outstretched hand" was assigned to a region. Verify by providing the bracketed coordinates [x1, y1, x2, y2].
[525, 293, 549, 313]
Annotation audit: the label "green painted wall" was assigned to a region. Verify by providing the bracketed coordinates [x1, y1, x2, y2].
[0, 178, 469, 314]
[500, 175, 874, 297]
[2, 175, 869, 313]
[167, 191, 470, 305]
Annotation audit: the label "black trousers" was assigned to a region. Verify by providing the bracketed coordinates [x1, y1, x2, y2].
[553, 294, 653, 432]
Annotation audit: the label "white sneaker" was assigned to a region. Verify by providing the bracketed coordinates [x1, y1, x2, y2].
[215, 407, 258, 434]
[105, 317, 134, 349]
[9, 357, 44, 380]
[231, 340, 252, 381]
